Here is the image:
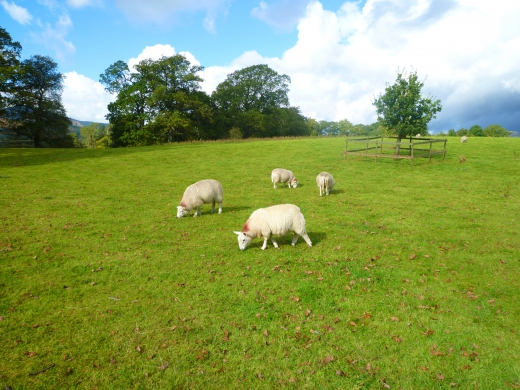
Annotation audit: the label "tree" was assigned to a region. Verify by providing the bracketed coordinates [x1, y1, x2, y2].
[457, 128, 468, 136]
[7, 55, 72, 147]
[373, 69, 442, 143]
[0, 27, 22, 131]
[101, 55, 212, 146]
[483, 124, 511, 137]
[212, 64, 290, 114]
[468, 125, 484, 137]
[447, 129, 457, 136]
[211, 64, 298, 138]
[80, 122, 106, 148]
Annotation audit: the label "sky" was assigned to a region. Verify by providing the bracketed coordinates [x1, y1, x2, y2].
[2, 0, 520, 133]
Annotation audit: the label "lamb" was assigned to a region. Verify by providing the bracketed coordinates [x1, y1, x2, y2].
[234, 204, 312, 250]
[176, 179, 223, 218]
[461, 135, 468, 143]
[271, 168, 298, 189]
[316, 172, 335, 196]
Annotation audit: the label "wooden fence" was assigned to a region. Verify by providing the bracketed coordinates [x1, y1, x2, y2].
[344, 136, 447, 166]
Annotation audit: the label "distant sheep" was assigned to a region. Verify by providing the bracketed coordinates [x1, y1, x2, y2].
[416, 134, 421, 138]
[234, 204, 312, 250]
[316, 172, 335, 196]
[461, 136, 468, 143]
[271, 168, 298, 189]
[177, 179, 223, 218]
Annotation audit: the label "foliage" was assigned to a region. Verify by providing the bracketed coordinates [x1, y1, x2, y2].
[1, 137, 519, 389]
[457, 128, 468, 136]
[80, 122, 107, 148]
[373, 69, 442, 139]
[6, 55, 72, 147]
[0, 27, 22, 119]
[483, 124, 511, 137]
[100, 54, 211, 146]
[211, 65, 309, 138]
[228, 127, 243, 139]
[468, 125, 484, 137]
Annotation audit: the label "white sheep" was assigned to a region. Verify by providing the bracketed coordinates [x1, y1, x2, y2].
[234, 204, 312, 250]
[316, 172, 335, 196]
[271, 168, 298, 189]
[177, 179, 223, 218]
[461, 135, 468, 143]
[416, 134, 421, 138]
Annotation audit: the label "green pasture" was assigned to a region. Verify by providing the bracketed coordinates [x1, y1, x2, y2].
[1, 136, 519, 389]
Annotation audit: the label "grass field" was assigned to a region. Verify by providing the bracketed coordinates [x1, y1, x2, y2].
[1, 136, 519, 389]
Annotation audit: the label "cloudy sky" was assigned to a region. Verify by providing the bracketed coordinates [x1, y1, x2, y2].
[2, 0, 520, 133]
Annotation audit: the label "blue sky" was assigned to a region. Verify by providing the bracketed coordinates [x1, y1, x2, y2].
[2, 0, 520, 133]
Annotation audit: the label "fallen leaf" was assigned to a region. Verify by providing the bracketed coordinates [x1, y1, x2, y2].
[159, 361, 169, 370]
[305, 309, 311, 317]
[24, 351, 37, 357]
[409, 253, 416, 260]
[391, 317, 399, 322]
[321, 356, 334, 365]
[436, 374, 445, 380]
[392, 336, 402, 343]
[422, 329, 435, 336]
[291, 296, 300, 302]
[349, 321, 357, 327]
[257, 372, 264, 380]
[263, 330, 269, 337]
[136, 346, 143, 353]
[222, 330, 229, 341]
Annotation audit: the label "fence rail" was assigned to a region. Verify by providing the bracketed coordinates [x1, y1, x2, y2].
[344, 136, 447, 166]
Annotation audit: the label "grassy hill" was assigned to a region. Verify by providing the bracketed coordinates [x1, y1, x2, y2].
[1, 137, 519, 389]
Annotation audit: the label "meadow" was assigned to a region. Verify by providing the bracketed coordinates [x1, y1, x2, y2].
[1, 136, 519, 389]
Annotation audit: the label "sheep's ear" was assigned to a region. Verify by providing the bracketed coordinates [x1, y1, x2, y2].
[233, 231, 241, 236]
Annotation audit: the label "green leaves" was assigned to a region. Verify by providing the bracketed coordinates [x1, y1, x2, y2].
[373, 69, 442, 139]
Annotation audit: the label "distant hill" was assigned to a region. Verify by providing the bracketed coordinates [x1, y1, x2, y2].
[69, 118, 108, 136]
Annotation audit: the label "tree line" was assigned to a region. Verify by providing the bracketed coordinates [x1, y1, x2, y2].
[0, 27, 512, 148]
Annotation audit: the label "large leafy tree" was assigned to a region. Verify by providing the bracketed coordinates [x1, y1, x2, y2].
[8, 55, 72, 147]
[212, 64, 308, 138]
[0, 27, 22, 128]
[483, 124, 511, 137]
[373, 69, 442, 142]
[100, 55, 212, 146]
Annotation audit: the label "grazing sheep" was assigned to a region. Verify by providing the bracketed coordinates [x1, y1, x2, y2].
[416, 134, 421, 138]
[461, 136, 468, 143]
[271, 168, 298, 189]
[316, 172, 335, 196]
[234, 204, 312, 250]
[177, 179, 223, 218]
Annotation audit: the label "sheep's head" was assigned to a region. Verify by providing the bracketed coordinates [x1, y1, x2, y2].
[234, 231, 252, 250]
[290, 178, 298, 188]
[177, 206, 188, 218]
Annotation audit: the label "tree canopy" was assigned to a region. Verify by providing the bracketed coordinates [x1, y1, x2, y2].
[6, 55, 72, 147]
[373, 69, 442, 139]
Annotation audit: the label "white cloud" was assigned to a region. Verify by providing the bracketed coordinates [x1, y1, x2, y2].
[113, 0, 230, 32]
[206, 0, 520, 131]
[127, 44, 200, 71]
[66, 0, 103, 7]
[1, 0, 33, 24]
[31, 13, 75, 60]
[251, 0, 312, 31]
[62, 72, 115, 122]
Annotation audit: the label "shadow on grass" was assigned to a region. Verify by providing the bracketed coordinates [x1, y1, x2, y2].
[308, 231, 326, 246]
[222, 206, 252, 214]
[0, 144, 182, 167]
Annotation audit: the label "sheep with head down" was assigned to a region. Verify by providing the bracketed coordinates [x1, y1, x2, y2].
[271, 168, 298, 189]
[234, 204, 312, 250]
[177, 179, 223, 218]
[316, 172, 335, 196]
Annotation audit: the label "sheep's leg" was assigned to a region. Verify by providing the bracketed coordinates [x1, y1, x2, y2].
[271, 238, 279, 249]
[218, 203, 222, 214]
[319, 187, 323, 197]
[211, 200, 215, 214]
[261, 237, 269, 250]
[193, 207, 200, 217]
[273, 182, 277, 189]
[291, 233, 300, 246]
[301, 233, 313, 247]
[325, 187, 329, 196]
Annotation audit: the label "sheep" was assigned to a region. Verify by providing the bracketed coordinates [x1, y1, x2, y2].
[271, 168, 298, 189]
[461, 136, 468, 143]
[177, 179, 223, 218]
[316, 172, 335, 196]
[416, 134, 421, 138]
[233, 204, 312, 250]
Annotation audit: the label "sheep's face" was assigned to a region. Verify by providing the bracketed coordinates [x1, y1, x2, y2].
[290, 178, 298, 188]
[234, 231, 252, 250]
[177, 206, 188, 218]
